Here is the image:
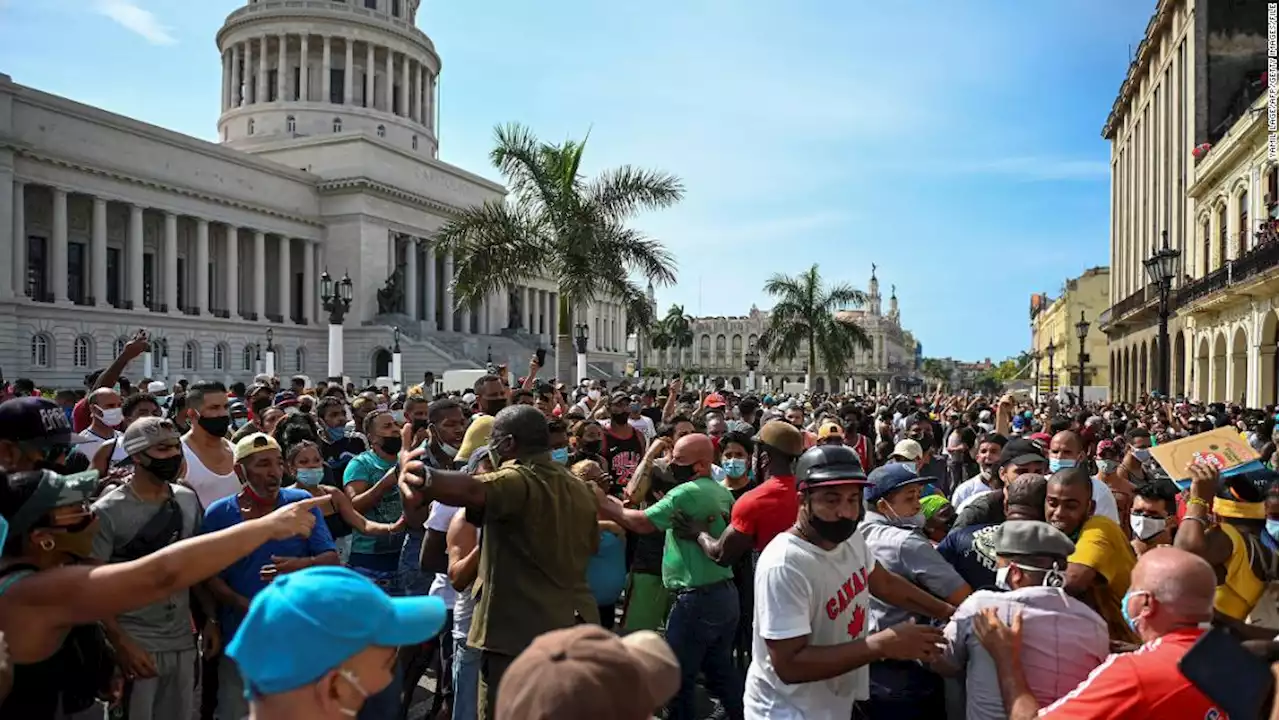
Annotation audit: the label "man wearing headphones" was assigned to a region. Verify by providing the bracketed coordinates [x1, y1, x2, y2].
[933, 521, 1109, 720]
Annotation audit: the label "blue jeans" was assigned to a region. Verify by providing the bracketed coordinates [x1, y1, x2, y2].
[348, 553, 405, 720]
[451, 637, 481, 720]
[664, 580, 743, 720]
[399, 531, 431, 596]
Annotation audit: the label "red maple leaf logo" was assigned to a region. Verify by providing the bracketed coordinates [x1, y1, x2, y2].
[847, 605, 866, 639]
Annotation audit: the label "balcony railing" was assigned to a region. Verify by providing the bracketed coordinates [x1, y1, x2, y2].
[1173, 234, 1278, 312]
[1233, 235, 1279, 284]
[1109, 285, 1150, 321]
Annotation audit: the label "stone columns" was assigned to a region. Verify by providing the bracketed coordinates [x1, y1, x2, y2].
[245, 41, 254, 104]
[12, 181, 24, 298]
[277, 34, 287, 100]
[621, 305, 628, 351]
[423, 241, 437, 330]
[91, 198, 107, 306]
[539, 290, 549, 337]
[426, 74, 434, 132]
[344, 39, 354, 105]
[522, 286, 532, 332]
[300, 34, 310, 101]
[195, 219, 209, 315]
[50, 188, 68, 303]
[1247, 339, 1262, 408]
[302, 239, 315, 324]
[409, 63, 419, 122]
[322, 36, 331, 102]
[278, 235, 291, 322]
[420, 69, 427, 127]
[403, 237, 418, 321]
[127, 204, 144, 309]
[232, 43, 243, 106]
[550, 292, 559, 339]
[224, 225, 239, 317]
[443, 251, 456, 332]
[163, 212, 178, 312]
[400, 54, 409, 116]
[253, 230, 266, 319]
[258, 36, 269, 103]
[222, 49, 232, 111]
[366, 43, 375, 107]
[385, 47, 394, 113]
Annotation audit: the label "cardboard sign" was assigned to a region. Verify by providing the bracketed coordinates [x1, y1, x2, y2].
[1148, 426, 1260, 484]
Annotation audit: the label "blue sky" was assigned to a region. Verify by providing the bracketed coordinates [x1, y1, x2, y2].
[0, 0, 1155, 361]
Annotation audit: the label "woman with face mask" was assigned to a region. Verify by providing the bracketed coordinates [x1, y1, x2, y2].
[286, 440, 402, 563]
[0, 466, 327, 719]
[341, 411, 406, 595]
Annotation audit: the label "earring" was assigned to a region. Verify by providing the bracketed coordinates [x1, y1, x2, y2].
[39, 537, 55, 552]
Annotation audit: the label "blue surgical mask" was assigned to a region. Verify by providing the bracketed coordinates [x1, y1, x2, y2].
[231, 417, 248, 431]
[550, 447, 569, 465]
[391, 410, 405, 424]
[1048, 458, 1077, 473]
[722, 458, 747, 479]
[1097, 459, 1118, 475]
[1266, 518, 1279, 544]
[1133, 448, 1152, 462]
[1120, 589, 1150, 632]
[327, 426, 346, 442]
[295, 467, 326, 486]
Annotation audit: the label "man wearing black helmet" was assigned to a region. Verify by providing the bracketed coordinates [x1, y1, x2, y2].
[745, 444, 954, 720]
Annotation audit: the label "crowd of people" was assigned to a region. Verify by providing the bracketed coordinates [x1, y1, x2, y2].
[0, 332, 1277, 720]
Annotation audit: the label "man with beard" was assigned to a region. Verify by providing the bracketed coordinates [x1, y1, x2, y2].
[200, 433, 338, 720]
[746, 445, 947, 720]
[91, 417, 207, 720]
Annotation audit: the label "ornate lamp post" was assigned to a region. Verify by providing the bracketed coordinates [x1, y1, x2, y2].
[143, 340, 156, 380]
[573, 323, 590, 384]
[1046, 339, 1056, 397]
[320, 269, 354, 381]
[1143, 230, 1181, 397]
[253, 343, 263, 376]
[264, 328, 276, 378]
[158, 339, 169, 382]
[1031, 350, 1041, 403]
[1075, 311, 1090, 406]
[744, 346, 760, 392]
[391, 327, 402, 390]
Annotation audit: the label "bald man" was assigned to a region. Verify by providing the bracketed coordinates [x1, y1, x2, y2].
[597, 434, 743, 720]
[1047, 430, 1120, 524]
[80, 387, 125, 462]
[974, 547, 1227, 720]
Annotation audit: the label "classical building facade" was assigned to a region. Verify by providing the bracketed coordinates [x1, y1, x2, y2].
[1029, 267, 1111, 399]
[0, 0, 631, 389]
[645, 268, 922, 394]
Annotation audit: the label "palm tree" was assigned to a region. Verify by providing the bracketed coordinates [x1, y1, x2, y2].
[658, 304, 694, 371]
[435, 123, 683, 381]
[920, 358, 949, 387]
[757, 265, 871, 389]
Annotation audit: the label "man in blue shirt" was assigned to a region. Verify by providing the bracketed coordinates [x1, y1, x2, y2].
[201, 432, 338, 720]
[938, 474, 1049, 591]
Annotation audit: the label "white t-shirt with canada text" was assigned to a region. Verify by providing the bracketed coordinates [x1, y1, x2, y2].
[744, 530, 873, 720]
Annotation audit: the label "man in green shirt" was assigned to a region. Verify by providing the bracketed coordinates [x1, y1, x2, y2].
[598, 433, 742, 720]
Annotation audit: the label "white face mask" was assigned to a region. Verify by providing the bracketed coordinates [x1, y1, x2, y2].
[1130, 514, 1166, 542]
[335, 668, 369, 718]
[97, 407, 124, 428]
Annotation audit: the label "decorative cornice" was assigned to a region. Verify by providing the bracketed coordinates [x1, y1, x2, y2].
[6, 142, 325, 230]
[216, 3, 440, 69]
[316, 176, 469, 217]
[1101, 0, 1179, 140]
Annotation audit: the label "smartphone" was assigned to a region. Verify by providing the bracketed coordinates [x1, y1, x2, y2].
[535, 347, 547, 367]
[1177, 625, 1273, 720]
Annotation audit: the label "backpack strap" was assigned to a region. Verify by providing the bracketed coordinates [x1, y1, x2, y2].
[0, 563, 39, 597]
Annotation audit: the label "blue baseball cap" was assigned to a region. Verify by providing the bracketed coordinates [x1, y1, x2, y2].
[865, 462, 932, 503]
[227, 566, 447, 696]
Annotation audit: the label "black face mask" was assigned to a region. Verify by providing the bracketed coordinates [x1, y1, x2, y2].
[806, 499, 857, 543]
[670, 463, 698, 484]
[379, 436, 403, 455]
[610, 412, 629, 425]
[251, 399, 272, 417]
[141, 453, 184, 483]
[481, 398, 507, 416]
[911, 433, 934, 452]
[197, 415, 232, 438]
[581, 439, 603, 455]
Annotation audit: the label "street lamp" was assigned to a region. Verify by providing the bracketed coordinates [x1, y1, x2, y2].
[264, 328, 276, 378]
[253, 343, 263, 376]
[1031, 350, 1041, 403]
[744, 346, 760, 391]
[801, 358, 810, 391]
[143, 340, 156, 380]
[320, 269, 354, 381]
[391, 327, 402, 390]
[1046, 340, 1056, 397]
[1075, 311, 1090, 406]
[573, 323, 589, 384]
[1143, 230, 1181, 397]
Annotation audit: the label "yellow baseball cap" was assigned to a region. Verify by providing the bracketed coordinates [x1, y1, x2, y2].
[234, 432, 282, 463]
[818, 421, 844, 440]
[456, 415, 494, 465]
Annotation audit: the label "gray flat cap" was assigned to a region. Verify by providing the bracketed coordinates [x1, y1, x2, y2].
[122, 416, 181, 456]
[993, 520, 1075, 559]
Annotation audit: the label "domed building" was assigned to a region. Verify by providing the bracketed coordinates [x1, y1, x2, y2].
[0, 0, 635, 388]
[643, 266, 923, 394]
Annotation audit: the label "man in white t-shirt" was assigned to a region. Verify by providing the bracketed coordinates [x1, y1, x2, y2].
[746, 445, 953, 720]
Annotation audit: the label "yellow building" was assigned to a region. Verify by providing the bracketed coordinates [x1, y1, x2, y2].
[1180, 91, 1278, 406]
[1030, 267, 1112, 400]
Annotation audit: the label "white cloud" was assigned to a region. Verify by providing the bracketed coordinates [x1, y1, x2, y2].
[91, 0, 176, 46]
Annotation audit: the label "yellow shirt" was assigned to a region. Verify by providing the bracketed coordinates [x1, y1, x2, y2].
[1214, 522, 1266, 621]
[1069, 515, 1138, 642]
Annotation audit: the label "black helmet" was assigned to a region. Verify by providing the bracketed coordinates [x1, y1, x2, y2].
[795, 444, 868, 491]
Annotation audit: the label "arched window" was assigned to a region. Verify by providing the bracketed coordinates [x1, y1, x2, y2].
[213, 343, 227, 371]
[242, 345, 255, 372]
[699, 335, 711, 360]
[412, 135, 418, 150]
[113, 336, 127, 358]
[73, 336, 92, 368]
[247, 118, 255, 135]
[1217, 204, 1228, 269]
[1202, 218, 1211, 276]
[332, 117, 342, 133]
[286, 115, 296, 134]
[376, 124, 386, 138]
[295, 347, 306, 372]
[1238, 190, 1249, 255]
[183, 341, 199, 370]
[31, 334, 50, 368]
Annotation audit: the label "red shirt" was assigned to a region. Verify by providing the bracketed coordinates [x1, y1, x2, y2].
[730, 474, 799, 551]
[72, 398, 91, 433]
[1038, 628, 1226, 719]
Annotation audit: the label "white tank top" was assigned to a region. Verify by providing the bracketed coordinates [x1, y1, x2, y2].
[182, 439, 240, 509]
